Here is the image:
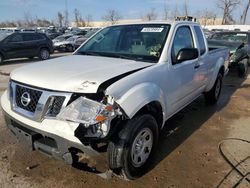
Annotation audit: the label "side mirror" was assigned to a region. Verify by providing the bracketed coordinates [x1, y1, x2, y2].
[176, 48, 199, 63]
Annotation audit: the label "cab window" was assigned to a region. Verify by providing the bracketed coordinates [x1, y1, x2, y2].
[171, 26, 194, 64]
[194, 26, 206, 55]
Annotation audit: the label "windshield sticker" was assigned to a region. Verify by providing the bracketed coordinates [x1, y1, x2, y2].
[236, 33, 247, 37]
[141, 28, 164, 33]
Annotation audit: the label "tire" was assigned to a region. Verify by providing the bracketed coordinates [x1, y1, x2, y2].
[107, 114, 159, 180]
[39, 48, 50, 60]
[0, 54, 3, 64]
[204, 72, 223, 105]
[66, 45, 74, 52]
[238, 59, 248, 78]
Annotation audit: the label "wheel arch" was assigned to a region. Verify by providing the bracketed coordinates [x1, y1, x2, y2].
[114, 82, 166, 129]
[205, 57, 226, 92]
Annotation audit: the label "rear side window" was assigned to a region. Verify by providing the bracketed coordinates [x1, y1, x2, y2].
[171, 26, 194, 64]
[23, 34, 45, 41]
[194, 26, 206, 55]
[23, 34, 36, 41]
[9, 34, 23, 42]
[35, 34, 46, 40]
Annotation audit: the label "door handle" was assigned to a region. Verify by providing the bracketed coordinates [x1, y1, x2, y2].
[194, 64, 200, 69]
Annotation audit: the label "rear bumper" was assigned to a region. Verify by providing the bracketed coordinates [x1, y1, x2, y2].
[3, 111, 100, 163]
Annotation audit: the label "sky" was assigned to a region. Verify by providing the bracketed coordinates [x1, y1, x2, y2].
[0, 0, 249, 23]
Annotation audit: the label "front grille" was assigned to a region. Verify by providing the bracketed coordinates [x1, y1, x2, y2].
[15, 85, 42, 113]
[47, 96, 66, 116]
[11, 81, 71, 121]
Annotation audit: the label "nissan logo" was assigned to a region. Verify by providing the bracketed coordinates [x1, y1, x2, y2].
[21, 92, 31, 107]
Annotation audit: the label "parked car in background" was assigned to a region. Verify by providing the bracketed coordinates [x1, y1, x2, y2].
[203, 28, 214, 39]
[52, 34, 73, 44]
[74, 29, 99, 49]
[208, 31, 250, 77]
[53, 35, 82, 52]
[0, 32, 54, 64]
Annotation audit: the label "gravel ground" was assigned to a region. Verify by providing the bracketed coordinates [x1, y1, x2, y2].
[0, 58, 249, 187]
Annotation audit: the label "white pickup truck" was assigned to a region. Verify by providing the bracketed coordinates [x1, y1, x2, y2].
[1, 21, 229, 180]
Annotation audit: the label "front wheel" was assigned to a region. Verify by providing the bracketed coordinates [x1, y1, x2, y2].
[107, 114, 159, 180]
[204, 72, 223, 105]
[238, 59, 248, 78]
[39, 48, 50, 60]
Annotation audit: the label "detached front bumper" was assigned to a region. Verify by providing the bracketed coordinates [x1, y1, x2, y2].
[1, 91, 99, 164]
[3, 112, 99, 163]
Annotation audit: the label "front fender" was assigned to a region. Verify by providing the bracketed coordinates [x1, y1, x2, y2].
[114, 82, 166, 120]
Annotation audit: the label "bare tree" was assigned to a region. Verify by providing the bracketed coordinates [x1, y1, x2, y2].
[36, 19, 52, 27]
[102, 9, 122, 25]
[74, 9, 82, 27]
[85, 14, 93, 27]
[199, 9, 217, 26]
[142, 8, 157, 21]
[217, 0, 240, 24]
[240, 0, 250, 24]
[23, 12, 36, 27]
[57, 12, 64, 27]
[0, 21, 17, 28]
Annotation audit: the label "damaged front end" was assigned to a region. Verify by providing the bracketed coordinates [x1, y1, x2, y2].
[229, 44, 249, 66]
[57, 95, 124, 144]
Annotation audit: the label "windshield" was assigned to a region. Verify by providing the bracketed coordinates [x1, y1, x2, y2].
[76, 24, 170, 63]
[211, 32, 248, 43]
[0, 33, 9, 41]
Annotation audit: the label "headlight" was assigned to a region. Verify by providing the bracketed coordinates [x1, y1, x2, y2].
[56, 97, 115, 126]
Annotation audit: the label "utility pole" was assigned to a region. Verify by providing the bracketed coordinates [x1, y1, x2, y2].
[64, 0, 69, 27]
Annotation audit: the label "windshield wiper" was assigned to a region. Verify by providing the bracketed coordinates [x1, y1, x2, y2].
[77, 51, 101, 56]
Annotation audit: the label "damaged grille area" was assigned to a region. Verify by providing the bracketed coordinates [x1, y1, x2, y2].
[47, 96, 66, 117]
[15, 85, 42, 113]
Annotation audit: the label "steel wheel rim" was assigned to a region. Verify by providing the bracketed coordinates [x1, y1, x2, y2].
[41, 50, 49, 59]
[131, 128, 153, 167]
[215, 79, 221, 99]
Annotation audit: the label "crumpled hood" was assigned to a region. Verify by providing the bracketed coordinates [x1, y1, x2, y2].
[11, 55, 152, 93]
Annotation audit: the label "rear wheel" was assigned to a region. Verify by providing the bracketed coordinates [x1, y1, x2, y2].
[204, 72, 223, 104]
[238, 59, 248, 78]
[107, 114, 159, 180]
[39, 48, 50, 60]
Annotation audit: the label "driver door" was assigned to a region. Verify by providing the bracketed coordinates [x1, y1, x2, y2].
[167, 25, 200, 114]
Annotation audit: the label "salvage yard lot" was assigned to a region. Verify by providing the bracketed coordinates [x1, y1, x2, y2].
[0, 55, 250, 187]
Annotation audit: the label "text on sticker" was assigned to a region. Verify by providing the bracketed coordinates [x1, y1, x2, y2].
[141, 28, 164, 32]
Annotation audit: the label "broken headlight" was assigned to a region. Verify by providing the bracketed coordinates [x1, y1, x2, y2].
[56, 96, 116, 126]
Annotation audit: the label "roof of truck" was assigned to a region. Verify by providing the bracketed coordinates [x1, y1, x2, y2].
[111, 20, 200, 27]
